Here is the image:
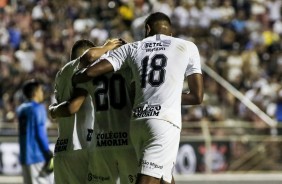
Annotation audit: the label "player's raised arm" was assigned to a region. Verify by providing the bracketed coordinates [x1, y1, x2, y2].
[80, 38, 123, 64]
[72, 39, 128, 85]
[72, 59, 115, 84]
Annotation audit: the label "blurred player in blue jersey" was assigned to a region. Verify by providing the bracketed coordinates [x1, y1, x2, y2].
[16, 79, 53, 184]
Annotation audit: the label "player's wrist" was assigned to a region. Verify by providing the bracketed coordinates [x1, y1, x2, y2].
[44, 150, 53, 160]
[49, 106, 56, 119]
[104, 44, 113, 52]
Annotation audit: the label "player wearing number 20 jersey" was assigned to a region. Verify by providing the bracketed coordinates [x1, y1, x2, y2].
[78, 57, 138, 184]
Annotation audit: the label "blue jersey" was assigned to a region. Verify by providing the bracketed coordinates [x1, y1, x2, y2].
[16, 101, 50, 165]
[276, 102, 282, 122]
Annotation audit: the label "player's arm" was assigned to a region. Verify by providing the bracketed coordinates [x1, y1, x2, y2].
[80, 38, 124, 64]
[49, 88, 88, 118]
[182, 73, 203, 105]
[182, 42, 203, 105]
[72, 39, 127, 84]
[72, 59, 114, 84]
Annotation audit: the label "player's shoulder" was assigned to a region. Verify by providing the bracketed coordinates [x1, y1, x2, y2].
[171, 36, 193, 44]
[55, 59, 78, 78]
[126, 41, 139, 50]
[17, 102, 34, 113]
[16, 103, 28, 112]
[172, 37, 199, 52]
[61, 59, 78, 71]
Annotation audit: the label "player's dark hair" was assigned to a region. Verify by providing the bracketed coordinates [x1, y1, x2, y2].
[22, 79, 41, 99]
[144, 12, 171, 37]
[70, 39, 95, 60]
[145, 12, 171, 27]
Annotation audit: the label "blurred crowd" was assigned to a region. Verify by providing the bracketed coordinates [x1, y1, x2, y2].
[0, 0, 282, 134]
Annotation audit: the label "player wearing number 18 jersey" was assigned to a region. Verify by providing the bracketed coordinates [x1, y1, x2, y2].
[73, 12, 203, 184]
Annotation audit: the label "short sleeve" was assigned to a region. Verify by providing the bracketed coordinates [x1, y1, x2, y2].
[104, 44, 132, 71]
[185, 42, 202, 77]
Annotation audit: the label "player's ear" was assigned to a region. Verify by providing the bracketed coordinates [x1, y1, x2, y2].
[145, 24, 151, 37]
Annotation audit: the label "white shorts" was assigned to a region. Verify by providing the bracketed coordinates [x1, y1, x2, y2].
[54, 149, 88, 184]
[130, 119, 180, 183]
[87, 146, 138, 184]
[22, 162, 53, 184]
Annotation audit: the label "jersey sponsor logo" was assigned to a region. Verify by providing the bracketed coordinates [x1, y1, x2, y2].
[133, 104, 161, 118]
[96, 132, 128, 147]
[139, 159, 163, 170]
[142, 40, 171, 52]
[87, 172, 110, 183]
[54, 138, 68, 152]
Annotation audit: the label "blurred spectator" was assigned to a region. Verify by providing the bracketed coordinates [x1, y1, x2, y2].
[276, 87, 282, 134]
[218, 0, 235, 25]
[225, 43, 244, 87]
[14, 40, 36, 73]
[133, 0, 151, 18]
[172, 0, 193, 34]
[8, 20, 21, 50]
[45, 28, 65, 63]
[73, 10, 95, 34]
[0, 20, 9, 47]
[118, 1, 134, 28]
[150, 0, 173, 17]
[265, 0, 282, 25]
[90, 23, 109, 45]
[31, 0, 54, 31]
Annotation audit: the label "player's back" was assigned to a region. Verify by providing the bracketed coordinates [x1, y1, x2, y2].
[83, 65, 138, 184]
[91, 66, 133, 148]
[16, 101, 47, 164]
[129, 34, 201, 128]
[54, 58, 94, 152]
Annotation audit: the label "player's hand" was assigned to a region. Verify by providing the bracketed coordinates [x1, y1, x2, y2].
[40, 154, 54, 177]
[103, 38, 123, 50]
[48, 103, 57, 119]
[119, 38, 127, 45]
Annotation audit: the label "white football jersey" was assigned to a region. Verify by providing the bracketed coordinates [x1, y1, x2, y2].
[105, 34, 202, 129]
[54, 58, 94, 153]
[78, 64, 133, 149]
[79, 59, 137, 184]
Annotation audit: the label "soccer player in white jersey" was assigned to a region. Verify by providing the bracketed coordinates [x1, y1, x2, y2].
[49, 39, 123, 184]
[73, 12, 203, 184]
[52, 45, 138, 183]
[81, 58, 138, 184]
